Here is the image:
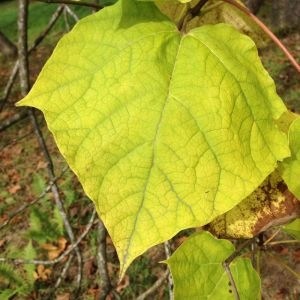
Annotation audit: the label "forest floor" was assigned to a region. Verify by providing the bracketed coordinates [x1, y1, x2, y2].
[0, 1, 300, 299]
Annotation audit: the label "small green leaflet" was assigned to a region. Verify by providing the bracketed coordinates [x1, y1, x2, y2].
[280, 118, 300, 199]
[17, 0, 290, 276]
[282, 218, 300, 240]
[166, 231, 261, 299]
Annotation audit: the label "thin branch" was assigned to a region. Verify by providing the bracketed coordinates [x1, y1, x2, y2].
[136, 270, 169, 300]
[29, 4, 64, 51]
[97, 218, 113, 300]
[54, 254, 74, 288]
[45, 254, 74, 300]
[164, 241, 174, 300]
[63, 8, 71, 31]
[268, 240, 299, 245]
[18, 0, 30, 96]
[17, 0, 83, 291]
[1, 129, 34, 148]
[190, 0, 210, 17]
[0, 166, 69, 230]
[0, 110, 28, 132]
[0, 62, 18, 112]
[28, 108, 83, 292]
[0, 209, 96, 265]
[64, 5, 79, 22]
[34, 0, 103, 9]
[220, 0, 300, 73]
[1, 5, 64, 111]
[263, 228, 281, 245]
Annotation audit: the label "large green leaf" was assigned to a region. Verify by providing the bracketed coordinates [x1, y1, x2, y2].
[17, 0, 289, 276]
[166, 231, 261, 299]
[280, 118, 300, 199]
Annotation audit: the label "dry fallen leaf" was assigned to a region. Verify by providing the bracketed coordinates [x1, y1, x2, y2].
[34, 264, 52, 281]
[116, 275, 130, 293]
[0, 238, 6, 248]
[41, 237, 68, 260]
[56, 292, 70, 300]
[8, 184, 21, 194]
[36, 160, 48, 170]
[58, 236, 67, 250]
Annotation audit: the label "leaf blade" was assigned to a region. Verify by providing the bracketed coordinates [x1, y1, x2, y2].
[17, 0, 289, 276]
[166, 231, 261, 299]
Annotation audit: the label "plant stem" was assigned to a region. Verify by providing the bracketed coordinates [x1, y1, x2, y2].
[190, 0, 210, 17]
[263, 228, 281, 245]
[268, 240, 299, 246]
[220, 0, 300, 73]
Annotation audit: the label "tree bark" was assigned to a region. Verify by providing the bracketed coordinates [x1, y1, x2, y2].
[18, 0, 30, 96]
[0, 31, 17, 58]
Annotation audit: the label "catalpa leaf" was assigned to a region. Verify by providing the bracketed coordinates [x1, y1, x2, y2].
[166, 231, 261, 299]
[280, 118, 300, 199]
[17, 0, 289, 276]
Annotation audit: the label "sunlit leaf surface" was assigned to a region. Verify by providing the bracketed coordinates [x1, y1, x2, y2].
[18, 0, 289, 275]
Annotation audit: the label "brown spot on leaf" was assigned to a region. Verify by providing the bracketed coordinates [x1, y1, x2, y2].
[208, 171, 300, 238]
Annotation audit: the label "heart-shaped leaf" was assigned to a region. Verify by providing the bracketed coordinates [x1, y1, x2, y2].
[17, 0, 289, 276]
[166, 231, 261, 299]
[280, 118, 300, 199]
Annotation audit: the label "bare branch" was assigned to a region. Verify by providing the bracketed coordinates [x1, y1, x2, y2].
[18, 0, 30, 96]
[63, 8, 71, 31]
[97, 218, 113, 300]
[164, 241, 174, 300]
[136, 270, 169, 300]
[45, 254, 75, 300]
[0, 166, 69, 230]
[0, 209, 96, 265]
[17, 0, 83, 292]
[1, 5, 64, 111]
[0, 62, 18, 112]
[28, 108, 83, 292]
[64, 5, 80, 22]
[29, 4, 65, 51]
[0, 110, 28, 132]
[33, 0, 103, 9]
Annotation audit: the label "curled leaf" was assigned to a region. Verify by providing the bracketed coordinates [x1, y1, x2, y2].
[209, 171, 300, 238]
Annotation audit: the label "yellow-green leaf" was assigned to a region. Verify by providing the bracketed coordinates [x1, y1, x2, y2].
[166, 231, 261, 299]
[280, 118, 300, 199]
[17, 0, 289, 276]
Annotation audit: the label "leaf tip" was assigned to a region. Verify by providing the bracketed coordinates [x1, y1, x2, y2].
[15, 97, 30, 107]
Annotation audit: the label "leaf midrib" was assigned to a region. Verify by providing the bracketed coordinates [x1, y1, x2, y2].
[121, 33, 185, 274]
